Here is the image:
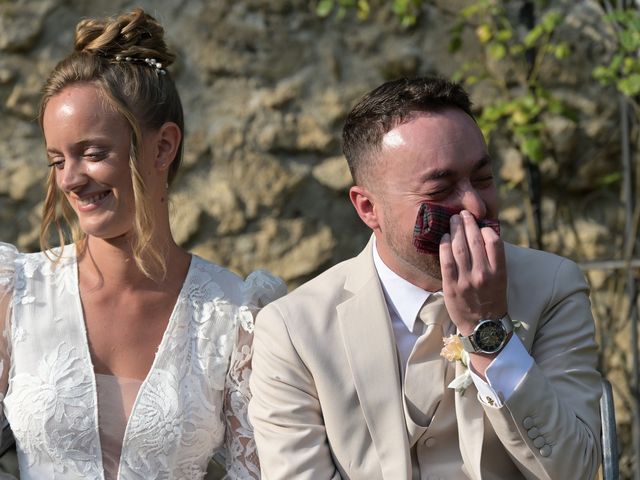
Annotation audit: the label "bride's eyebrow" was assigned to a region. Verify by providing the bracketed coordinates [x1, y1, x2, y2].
[45, 137, 113, 153]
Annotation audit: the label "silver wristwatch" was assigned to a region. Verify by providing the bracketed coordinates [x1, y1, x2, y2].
[459, 314, 513, 354]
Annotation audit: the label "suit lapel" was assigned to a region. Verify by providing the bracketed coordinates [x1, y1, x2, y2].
[337, 239, 412, 480]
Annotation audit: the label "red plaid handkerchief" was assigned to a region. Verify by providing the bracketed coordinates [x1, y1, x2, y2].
[413, 202, 500, 254]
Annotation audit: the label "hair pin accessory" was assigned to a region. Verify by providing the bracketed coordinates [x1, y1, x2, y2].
[113, 55, 166, 75]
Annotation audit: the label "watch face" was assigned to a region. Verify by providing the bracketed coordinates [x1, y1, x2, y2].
[474, 320, 506, 353]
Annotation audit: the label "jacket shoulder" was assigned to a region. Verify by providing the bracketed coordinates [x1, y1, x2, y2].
[505, 242, 588, 303]
[270, 255, 357, 309]
[505, 242, 582, 276]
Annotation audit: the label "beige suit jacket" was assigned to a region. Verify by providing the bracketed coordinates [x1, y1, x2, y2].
[249, 239, 602, 479]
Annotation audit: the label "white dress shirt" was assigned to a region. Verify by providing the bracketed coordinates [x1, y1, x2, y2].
[372, 239, 533, 407]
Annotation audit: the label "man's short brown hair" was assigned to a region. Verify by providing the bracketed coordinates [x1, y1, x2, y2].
[342, 77, 474, 186]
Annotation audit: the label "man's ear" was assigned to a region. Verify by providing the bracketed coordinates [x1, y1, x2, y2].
[154, 122, 182, 171]
[349, 185, 380, 231]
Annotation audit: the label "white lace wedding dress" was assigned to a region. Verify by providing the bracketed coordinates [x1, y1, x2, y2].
[0, 242, 286, 480]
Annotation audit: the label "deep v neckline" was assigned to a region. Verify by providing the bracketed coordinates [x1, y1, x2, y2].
[69, 244, 197, 480]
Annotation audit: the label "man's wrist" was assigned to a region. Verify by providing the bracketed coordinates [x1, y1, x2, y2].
[459, 314, 513, 354]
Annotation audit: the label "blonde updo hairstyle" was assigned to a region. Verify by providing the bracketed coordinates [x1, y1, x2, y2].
[39, 8, 183, 280]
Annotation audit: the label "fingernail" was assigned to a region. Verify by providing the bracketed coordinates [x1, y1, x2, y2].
[441, 233, 451, 242]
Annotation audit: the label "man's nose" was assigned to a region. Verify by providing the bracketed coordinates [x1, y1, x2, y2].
[458, 186, 487, 219]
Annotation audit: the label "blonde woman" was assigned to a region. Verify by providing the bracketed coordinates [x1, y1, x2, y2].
[0, 8, 285, 479]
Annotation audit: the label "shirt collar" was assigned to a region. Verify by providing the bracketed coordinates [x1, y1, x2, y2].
[372, 237, 440, 333]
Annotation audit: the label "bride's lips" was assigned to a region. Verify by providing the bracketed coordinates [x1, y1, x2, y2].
[74, 190, 112, 212]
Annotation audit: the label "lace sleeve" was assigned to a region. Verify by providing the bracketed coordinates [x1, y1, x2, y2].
[0, 243, 17, 421]
[222, 270, 287, 480]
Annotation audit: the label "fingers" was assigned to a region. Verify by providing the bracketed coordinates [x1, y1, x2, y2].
[481, 226, 505, 273]
[459, 211, 489, 271]
[449, 213, 471, 272]
[440, 210, 506, 276]
[447, 211, 503, 271]
[439, 213, 470, 286]
[439, 232, 457, 284]
[439, 210, 507, 328]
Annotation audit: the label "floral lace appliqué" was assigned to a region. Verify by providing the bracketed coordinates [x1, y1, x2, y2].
[4, 342, 101, 477]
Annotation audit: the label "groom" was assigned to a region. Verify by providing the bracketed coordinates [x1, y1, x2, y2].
[249, 77, 602, 479]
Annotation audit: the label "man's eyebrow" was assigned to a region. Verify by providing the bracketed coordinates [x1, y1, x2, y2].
[419, 155, 493, 182]
[420, 169, 455, 182]
[473, 155, 492, 171]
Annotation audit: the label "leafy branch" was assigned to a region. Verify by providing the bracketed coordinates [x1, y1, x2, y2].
[594, 7, 640, 98]
[315, 0, 422, 27]
[450, 2, 570, 164]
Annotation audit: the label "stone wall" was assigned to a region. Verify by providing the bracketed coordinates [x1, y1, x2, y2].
[0, 0, 626, 279]
[0, 0, 637, 476]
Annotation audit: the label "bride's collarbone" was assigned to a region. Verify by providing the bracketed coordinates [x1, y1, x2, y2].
[80, 285, 179, 380]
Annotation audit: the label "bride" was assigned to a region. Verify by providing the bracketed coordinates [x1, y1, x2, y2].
[0, 8, 285, 479]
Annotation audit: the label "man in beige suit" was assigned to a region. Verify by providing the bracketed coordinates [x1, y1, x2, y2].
[249, 77, 602, 479]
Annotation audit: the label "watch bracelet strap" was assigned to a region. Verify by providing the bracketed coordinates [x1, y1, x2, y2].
[500, 314, 514, 334]
[460, 334, 477, 352]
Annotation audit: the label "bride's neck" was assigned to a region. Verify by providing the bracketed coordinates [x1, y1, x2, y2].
[77, 235, 188, 291]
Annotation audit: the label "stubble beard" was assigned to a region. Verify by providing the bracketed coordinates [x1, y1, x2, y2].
[386, 226, 443, 282]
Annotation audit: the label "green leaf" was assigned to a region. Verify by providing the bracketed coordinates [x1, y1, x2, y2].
[619, 30, 639, 52]
[623, 56, 636, 75]
[495, 28, 513, 42]
[520, 137, 544, 163]
[592, 66, 614, 85]
[479, 109, 499, 123]
[610, 53, 624, 72]
[356, 0, 370, 20]
[524, 25, 543, 47]
[393, 0, 408, 15]
[521, 94, 537, 110]
[509, 44, 524, 56]
[618, 73, 640, 96]
[461, 4, 483, 19]
[488, 42, 506, 60]
[451, 70, 464, 82]
[476, 24, 492, 43]
[547, 97, 565, 115]
[540, 11, 561, 32]
[400, 14, 417, 27]
[553, 42, 570, 59]
[466, 75, 479, 85]
[316, 0, 334, 17]
[513, 122, 543, 136]
[600, 172, 622, 186]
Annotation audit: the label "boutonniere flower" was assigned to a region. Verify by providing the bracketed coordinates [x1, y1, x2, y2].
[440, 319, 521, 396]
[440, 335, 473, 395]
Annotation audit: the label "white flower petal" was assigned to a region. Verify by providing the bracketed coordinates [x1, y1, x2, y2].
[448, 370, 473, 395]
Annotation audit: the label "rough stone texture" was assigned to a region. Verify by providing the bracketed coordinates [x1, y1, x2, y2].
[0, 1, 52, 53]
[312, 155, 353, 191]
[0, 0, 637, 476]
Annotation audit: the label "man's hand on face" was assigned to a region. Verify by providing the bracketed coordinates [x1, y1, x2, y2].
[439, 210, 508, 339]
